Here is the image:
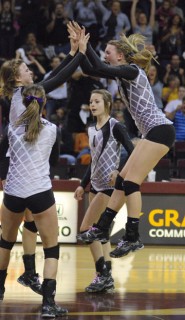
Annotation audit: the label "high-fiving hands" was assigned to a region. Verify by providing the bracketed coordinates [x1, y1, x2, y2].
[67, 21, 90, 55]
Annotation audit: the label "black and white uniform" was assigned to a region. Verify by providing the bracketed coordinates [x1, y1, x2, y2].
[5, 117, 57, 198]
[81, 44, 175, 147]
[80, 117, 134, 192]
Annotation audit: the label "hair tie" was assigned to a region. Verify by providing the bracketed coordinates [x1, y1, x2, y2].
[26, 95, 44, 104]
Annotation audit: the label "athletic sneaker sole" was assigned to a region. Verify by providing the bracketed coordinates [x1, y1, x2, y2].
[110, 243, 144, 258]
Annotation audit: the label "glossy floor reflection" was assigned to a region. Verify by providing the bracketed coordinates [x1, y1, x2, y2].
[0, 244, 185, 319]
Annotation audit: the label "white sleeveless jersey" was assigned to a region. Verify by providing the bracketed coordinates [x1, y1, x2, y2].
[5, 86, 57, 198]
[4, 119, 57, 198]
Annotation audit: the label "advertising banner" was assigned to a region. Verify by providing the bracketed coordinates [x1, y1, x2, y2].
[140, 194, 185, 245]
[110, 194, 185, 245]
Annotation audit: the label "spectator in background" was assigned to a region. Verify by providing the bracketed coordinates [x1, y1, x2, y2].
[74, 129, 91, 165]
[171, 0, 184, 20]
[100, 78, 119, 100]
[171, 96, 185, 141]
[43, 55, 68, 121]
[162, 75, 180, 104]
[17, 0, 41, 46]
[66, 68, 104, 137]
[156, 0, 174, 34]
[46, 2, 70, 55]
[159, 14, 184, 67]
[148, 64, 164, 109]
[96, 0, 131, 50]
[112, 96, 125, 113]
[50, 106, 77, 165]
[63, 0, 75, 21]
[50, 107, 66, 127]
[163, 54, 185, 86]
[164, 86, 185, 120]
[0, 0, 16, 59]
[20, 32, 48, 69]
[74, 0, 100, 49]
[131, 0, 156, 45]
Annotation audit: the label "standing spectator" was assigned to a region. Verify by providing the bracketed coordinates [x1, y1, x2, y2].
[0, 0, 16, 59]
[46, 2, 70, 55]
[131, 0, 156, 45]
[171, 0, 184, 20]
[17, 0, 41, 46]
[74, 0, 100, 49]
[66, 69, 104, 136]
[155, 0, 174, 34]
[148, 64, 164, 109]
[96, 0, 131, 50]
[159, 14, 184, 67]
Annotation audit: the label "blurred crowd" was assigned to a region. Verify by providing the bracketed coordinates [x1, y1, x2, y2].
[0, 0, 185, 166]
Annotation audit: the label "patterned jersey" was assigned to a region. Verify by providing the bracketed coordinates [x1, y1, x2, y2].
[82, 45, 173, 138]
[9, 87, 25, 125]
[4, 118, 57, 198]
[88, 117, 124, 191]
[116, 65, 172, 137]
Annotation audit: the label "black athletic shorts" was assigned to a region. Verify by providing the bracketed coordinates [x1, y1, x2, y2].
[3, 189, 55, 214]
[90, 184, 114, 197]
[145, 124, 175, 148]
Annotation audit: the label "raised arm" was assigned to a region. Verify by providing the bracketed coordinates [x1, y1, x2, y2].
[149, 0, 156, 28]
[86, 43, 139, 80]
[131, 0, 138, 29]
[80, 55, 115, 79]
[39, 28, 90, 93]
[42, 24, 80, 82]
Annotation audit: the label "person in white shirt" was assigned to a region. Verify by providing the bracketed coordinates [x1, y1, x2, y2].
[44, 56, 68, 121]
[164, 86, 185, 120]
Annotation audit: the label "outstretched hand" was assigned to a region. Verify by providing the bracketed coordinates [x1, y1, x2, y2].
[67, 21, 89, 55]
[67, 21, 82, 40]
[79, 27, 90, 54]
[67, 21, 79, 55]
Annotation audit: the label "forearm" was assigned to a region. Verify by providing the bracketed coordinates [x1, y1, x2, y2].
[39, 52, 84, 94]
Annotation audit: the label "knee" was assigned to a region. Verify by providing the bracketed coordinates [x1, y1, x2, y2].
[124, 180, 140, 196]
[43, 244, 59, 260]
[115, 174, 125, 191]
[0, 236, 15, 250]
[24, 220, 38, 233]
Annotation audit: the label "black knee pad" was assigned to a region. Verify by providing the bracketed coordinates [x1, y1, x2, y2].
[115, 175, 125, 191]
[124, 180, 140, 196]
[24, 221, 38, 233]
[44, 244, 59, 260]
[0, 236, 15, 250]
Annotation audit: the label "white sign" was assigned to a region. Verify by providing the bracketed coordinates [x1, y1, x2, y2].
[0, 191, 78, 243]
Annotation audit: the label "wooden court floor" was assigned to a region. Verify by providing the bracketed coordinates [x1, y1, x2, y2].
[0, 243, 185, 319]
